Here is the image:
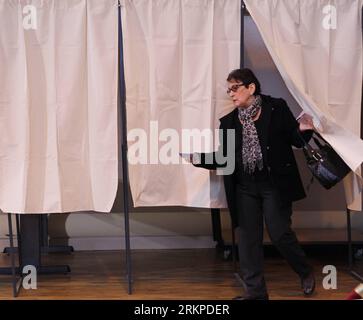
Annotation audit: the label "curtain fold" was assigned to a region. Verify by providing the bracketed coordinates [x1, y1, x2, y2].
[121, 0, 241, 207]
[0, 0, 119, 213]
[245, 0, 363, 210]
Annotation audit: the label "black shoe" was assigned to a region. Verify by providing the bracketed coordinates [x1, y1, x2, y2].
[301, 271, 315, 296]
[233, 295, 269, 300]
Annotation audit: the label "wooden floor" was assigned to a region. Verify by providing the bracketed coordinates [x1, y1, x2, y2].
[0, 247, 362, 300]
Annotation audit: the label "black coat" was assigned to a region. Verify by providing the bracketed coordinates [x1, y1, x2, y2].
[194, 94, 311, 228]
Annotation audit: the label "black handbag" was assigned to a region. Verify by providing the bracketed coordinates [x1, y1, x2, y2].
[298, 131, 351, 189]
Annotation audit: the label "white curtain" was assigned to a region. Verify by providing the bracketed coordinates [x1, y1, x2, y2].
[244, 0, 363, 211]
[0, 0, 119, 213]
[121, 0, 240, 207]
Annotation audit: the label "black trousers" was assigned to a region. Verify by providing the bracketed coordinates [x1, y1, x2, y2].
[236, 179, 312, 298]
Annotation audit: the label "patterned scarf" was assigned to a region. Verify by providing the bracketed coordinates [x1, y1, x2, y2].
[237, 95, 264, 174]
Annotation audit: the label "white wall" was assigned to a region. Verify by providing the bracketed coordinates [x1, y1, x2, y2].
[1, 204, 362, 251]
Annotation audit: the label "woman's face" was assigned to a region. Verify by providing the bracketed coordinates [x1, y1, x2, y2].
[227, 79, 256, 108]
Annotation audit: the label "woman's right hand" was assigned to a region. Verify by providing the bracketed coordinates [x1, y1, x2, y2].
[297, 113, 314, 132]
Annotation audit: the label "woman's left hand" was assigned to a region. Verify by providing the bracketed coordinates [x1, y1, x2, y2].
[298, 113, 314, 131]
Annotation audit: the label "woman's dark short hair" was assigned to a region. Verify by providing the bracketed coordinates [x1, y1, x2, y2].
[227, 68, 261, 95]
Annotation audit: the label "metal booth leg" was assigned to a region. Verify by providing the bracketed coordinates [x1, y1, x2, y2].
[7, 213, 22, 297]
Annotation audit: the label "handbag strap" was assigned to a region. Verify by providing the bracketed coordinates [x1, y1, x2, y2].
[311, 131, 331, 149]
[296, 128, 310, 149]
[296, 129, 319, 192]
[296, 129, 322, 161]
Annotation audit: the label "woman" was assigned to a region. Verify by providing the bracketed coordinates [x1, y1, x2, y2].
[190, 68, 315, 300]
